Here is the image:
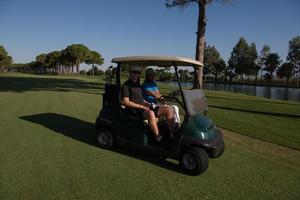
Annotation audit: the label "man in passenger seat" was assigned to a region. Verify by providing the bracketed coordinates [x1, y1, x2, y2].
[122, 65, 162, 142]
[142, 68, 178, 138]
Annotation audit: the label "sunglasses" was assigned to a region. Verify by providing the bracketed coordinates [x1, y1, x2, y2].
[131, 71, 141, 74]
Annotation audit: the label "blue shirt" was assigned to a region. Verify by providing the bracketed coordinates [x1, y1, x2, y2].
[142, 81, 158, 103]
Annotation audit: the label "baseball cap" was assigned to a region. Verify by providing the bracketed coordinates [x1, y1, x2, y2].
[145, 68, 155, 76]
[130, 65, 141, 72]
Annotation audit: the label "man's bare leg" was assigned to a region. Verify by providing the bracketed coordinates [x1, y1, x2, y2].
[158, 106, 175, 138]
[143, 110, 161, 141]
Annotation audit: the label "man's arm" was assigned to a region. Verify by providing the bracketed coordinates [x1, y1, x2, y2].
[144, 83, 161, 99]
[123, 97, 148, 110]
[145, 90, 161, 99]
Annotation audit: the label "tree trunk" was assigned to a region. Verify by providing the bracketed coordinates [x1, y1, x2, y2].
[92, 64, 95, 76]
[215, 73, 218, 82]
[76, 61, 79, 76]
[255, 73, 258, 83]
[194, 1, 207, 89]
[57, 61, 60, 75]
[297, 72, 299, 87]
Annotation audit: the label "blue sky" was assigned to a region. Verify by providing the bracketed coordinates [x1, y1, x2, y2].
[1, 0, 300, 69]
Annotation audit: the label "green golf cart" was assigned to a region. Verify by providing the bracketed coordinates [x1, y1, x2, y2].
[95, 56, 224, 175]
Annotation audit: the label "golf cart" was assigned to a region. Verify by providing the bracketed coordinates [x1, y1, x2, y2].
[95, 56, 224, 175]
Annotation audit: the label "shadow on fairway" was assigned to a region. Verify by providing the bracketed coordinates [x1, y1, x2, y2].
[20, 113, 182, 174]
[0, 76, 104, 94]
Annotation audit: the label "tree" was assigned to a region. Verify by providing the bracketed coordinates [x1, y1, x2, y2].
[61, 48, 74, 74]
[264, 53, 281, 85]
[85, 50, 104, 76]
[10, 63, 29, 72]
[159, 71, 173, 81]
[88, 66, 104, 76]
[166, 0, 230, 88]
[228, 38, 258, 82]
[277, 62, 294, 87]
[224, 59, 235, 82]
[0, 45, 13, 71]
[257, 45, 271, 80]
[63, 44, 90, 75]
[212, 58, 226, 81]
[179, 69, 191, 81]
[35, 53, 47, 73]
[203, 44, 220, 79]
[246, 42, 258, 81]
[45, 51, 61, 74]
[287, 36, 300, 86]
[27, 61, 37, 72]
[228, 37, 249, 81]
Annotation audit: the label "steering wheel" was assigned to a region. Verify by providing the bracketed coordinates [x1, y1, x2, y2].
[157, 95, 168, 104]
[168, 89, 181, 99]
[157, 89, 181, 104]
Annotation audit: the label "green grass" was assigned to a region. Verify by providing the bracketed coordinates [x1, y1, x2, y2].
[1, 73, 300, 200]
[205, 90, 300, 150]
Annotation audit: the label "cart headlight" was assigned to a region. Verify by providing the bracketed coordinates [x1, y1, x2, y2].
[200, 131, 205, 139]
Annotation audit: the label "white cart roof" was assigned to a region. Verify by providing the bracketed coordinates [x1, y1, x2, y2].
[111, 56, 203, 67]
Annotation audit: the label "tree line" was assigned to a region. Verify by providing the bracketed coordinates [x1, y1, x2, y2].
[203, 36, 300, 87]
[1, 35, 300, 87]
[0, 44, 104, 76]
[0, 46, 13, 72]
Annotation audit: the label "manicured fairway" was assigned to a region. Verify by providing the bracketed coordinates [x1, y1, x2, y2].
[205, 90, 300, 150]
[1, 73, 299, 200]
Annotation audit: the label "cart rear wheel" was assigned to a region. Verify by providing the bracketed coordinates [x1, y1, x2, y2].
[180, 147, 209, 176]
[96, 127, 114, 149]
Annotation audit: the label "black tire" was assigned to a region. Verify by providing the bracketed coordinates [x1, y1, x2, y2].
[96, 127, 114, 149]
[179, 147, 209, 176]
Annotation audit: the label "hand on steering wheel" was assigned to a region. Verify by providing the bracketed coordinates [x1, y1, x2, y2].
[157, 90, 180, 104]
[157, 95, 167, 104]
[168, 89, 180, 99]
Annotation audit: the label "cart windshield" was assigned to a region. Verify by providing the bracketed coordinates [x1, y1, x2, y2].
[182, 89, 208, 116]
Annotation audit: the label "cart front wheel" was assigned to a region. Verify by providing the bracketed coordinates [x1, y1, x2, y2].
[180, 147, 209, 175]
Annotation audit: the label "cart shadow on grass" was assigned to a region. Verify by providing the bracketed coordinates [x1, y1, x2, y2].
[20, 113, 183, 174]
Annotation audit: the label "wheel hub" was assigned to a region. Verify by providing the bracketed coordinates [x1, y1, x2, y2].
[98, 132, 109, 145]
[182, 153, 196, 170]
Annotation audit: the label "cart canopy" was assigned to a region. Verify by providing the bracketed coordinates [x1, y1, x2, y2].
[111, 56, 203, 67]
